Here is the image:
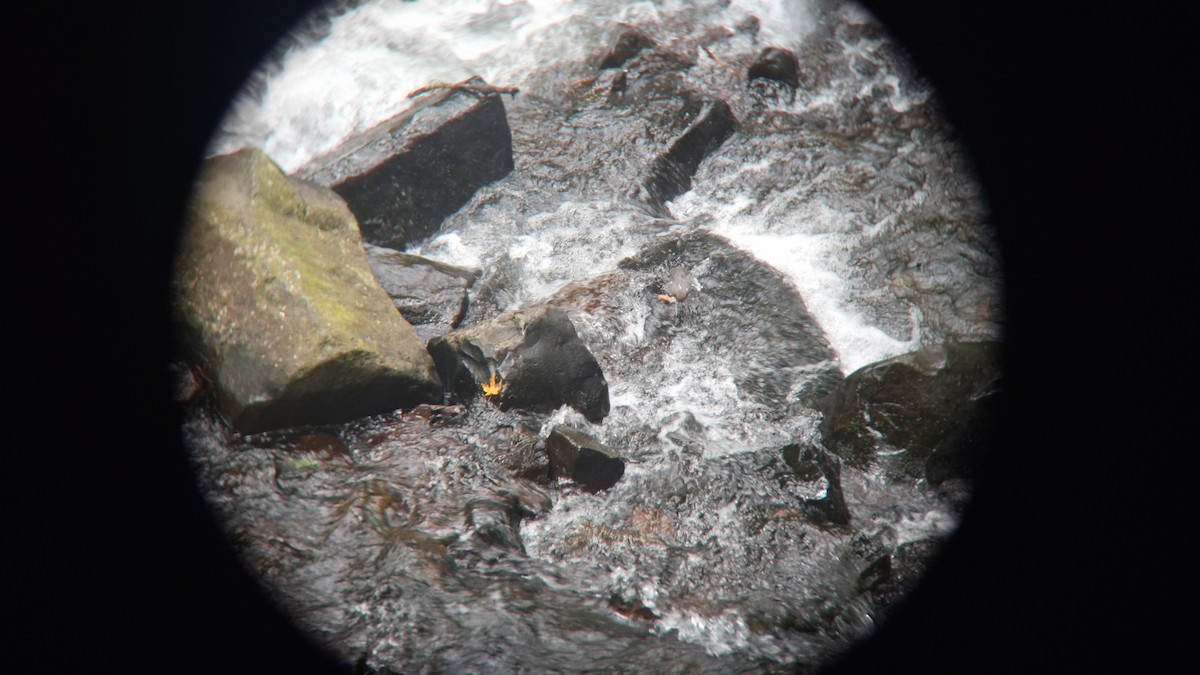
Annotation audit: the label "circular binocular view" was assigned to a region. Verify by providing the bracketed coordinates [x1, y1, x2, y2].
[171, 0, 1004, 671]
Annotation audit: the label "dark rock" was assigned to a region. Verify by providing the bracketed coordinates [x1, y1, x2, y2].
[641, 98, 736, 211]
[820, 341, 1004, 484]
[598, 27, 654, 70]
[296, 78, 514, 250]
[364, 244, 478, 342]
[426, 305, 610, 422]
[464, 497, 526, 552]
[172, 148, 441, 434]
[544, 426, 625, 492]
[925, 385, 1005, 485]
[609, 593, 659, 621]
[782, 443, 850, 525]
[747, 46, 800, 89]
[611, 229, 841, 410]
[401, 403, 468, 426]
[868, 537, 945, 621]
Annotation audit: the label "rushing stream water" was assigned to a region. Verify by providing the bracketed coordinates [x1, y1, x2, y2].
[184, 0, 1003, 671]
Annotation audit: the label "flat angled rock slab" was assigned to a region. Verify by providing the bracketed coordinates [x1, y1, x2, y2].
[364, 244, 478, 342]
[296, 80, 514, 250]
[173, 147, 441, 433]
[426, 305, 610, 423]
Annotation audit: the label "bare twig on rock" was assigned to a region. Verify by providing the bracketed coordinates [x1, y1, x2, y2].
[408, 79, 521, 100]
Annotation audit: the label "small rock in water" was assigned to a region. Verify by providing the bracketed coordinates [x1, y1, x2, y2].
[545, 426, 625, 492]
[747, 46, 801, 89]
[662, 266, 695, 300]
[364, 244, 478, 342]
[640, 99, 736, 212]
[599, 27, 654, 70]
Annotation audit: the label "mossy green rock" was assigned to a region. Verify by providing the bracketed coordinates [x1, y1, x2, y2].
[173, 147, 441, 433]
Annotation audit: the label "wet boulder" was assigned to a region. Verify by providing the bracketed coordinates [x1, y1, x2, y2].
[465, 480, 552, 554]
[925, 385, 1005, 486]
[296, 77, 514, 250]
[598, 27, 654, 70]
[545, 426, 625, 492]
[615, 229, 842, 409]
[820, 341, 1004, 483]
[426, 305, 610, 422]
[364, 244, 478, 342]
[172, 147, 442, 433]
[747, 46, 800, 89]
[640, 98, 736, 212]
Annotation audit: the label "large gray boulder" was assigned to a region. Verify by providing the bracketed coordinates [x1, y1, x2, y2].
[172, 147, 442, 433]
[296, 78, 514, 250]
[426, 305, 610, 423]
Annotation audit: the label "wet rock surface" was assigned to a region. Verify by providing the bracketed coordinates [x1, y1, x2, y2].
[172, 147, 440, 433]
[622, 229, 840, 405]
[545, 426, 626, 492]
[820, 341, 1003, 484]
[598, 27, 654, 70]
[640, 98, 737, 213]
[296, 79, 514, 250]
[427, 305, 610, 423]
[364, 244, 478, 342]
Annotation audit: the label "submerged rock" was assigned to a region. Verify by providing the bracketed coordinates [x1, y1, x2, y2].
[820, 341, 1004, 484]
[364, 244, 478, 342]
[490, 422, 552, 483]
[172, 147, 441, 433]
[296, 77, 514, 250]
[427, 305, 610, 422]
[545, 426, 626, 492]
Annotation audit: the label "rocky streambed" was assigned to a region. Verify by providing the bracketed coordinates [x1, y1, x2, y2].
[175, 1, 1003, 671]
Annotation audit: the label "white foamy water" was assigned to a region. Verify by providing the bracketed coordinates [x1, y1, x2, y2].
[212, 0, 819, 172]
